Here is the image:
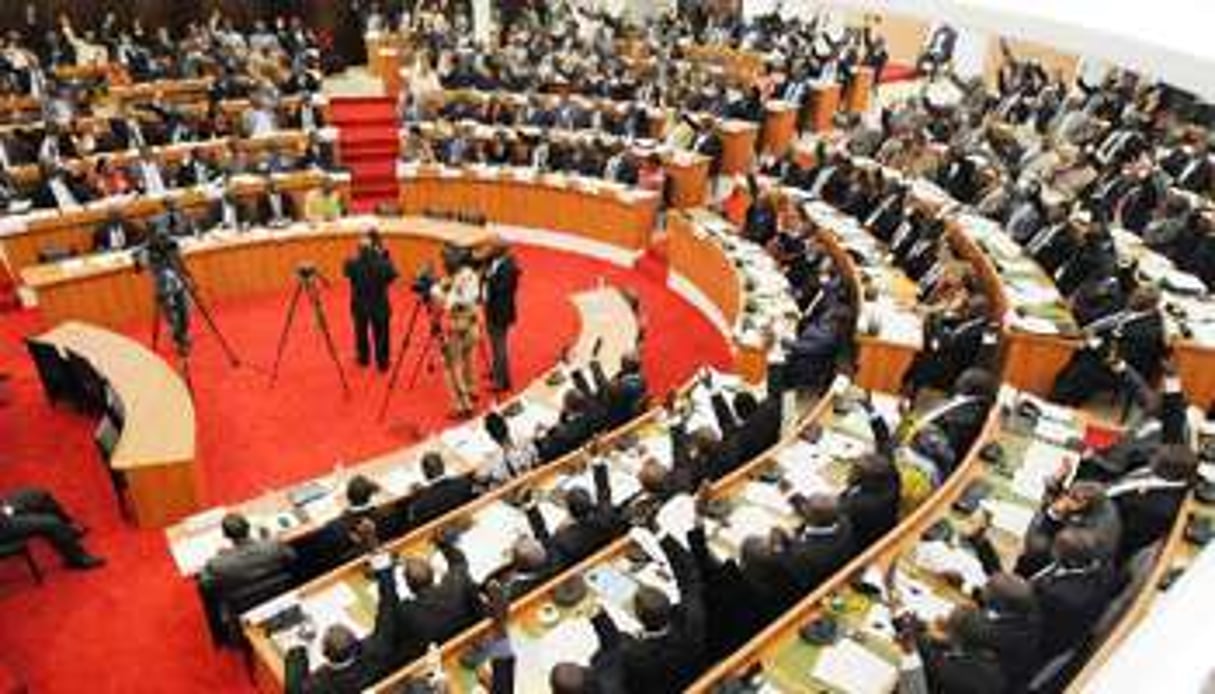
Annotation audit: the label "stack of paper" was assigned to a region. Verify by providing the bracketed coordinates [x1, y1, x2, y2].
[812, 638, 898, 694]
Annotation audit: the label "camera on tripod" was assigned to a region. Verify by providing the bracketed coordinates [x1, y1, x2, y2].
[411, 265, 438, 301]
[296, 262, 319, 280]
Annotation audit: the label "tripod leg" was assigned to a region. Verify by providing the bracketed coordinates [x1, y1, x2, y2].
[407, 332, 437, 390]
[151, 301, 162, 352]
[304, 280, 350, 397]
[190, 289, 241, 367]
[270, 282, 306, 386]
[377, 300, 424, 421]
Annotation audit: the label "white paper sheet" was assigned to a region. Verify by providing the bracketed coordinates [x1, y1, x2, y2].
[812, 638, 898, 694]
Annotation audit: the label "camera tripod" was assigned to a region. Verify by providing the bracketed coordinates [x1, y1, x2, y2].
[148, 257, 241, 388]
[270, 263, 350, 397]
[377, 295, 448, 420]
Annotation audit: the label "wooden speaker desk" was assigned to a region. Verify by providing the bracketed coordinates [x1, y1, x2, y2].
[33, 321, 197, 528]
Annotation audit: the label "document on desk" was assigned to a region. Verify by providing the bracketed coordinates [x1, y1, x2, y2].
[1011, 439, 1071, 501]
[440, 422, 500, 464]
[714, 504, 781, 551]
[892, 570, 955, 623]
[912, 540, 988, 593]
[171, 530, 228, 575]
[459, 504, 527, 582]
[512, 619, 600, 692]
[812, 638, 898, 694]
[306, 582, 366, 639]
[740, 481, 793, 516]
[983, 499, 1036, 538]
[507, 400, 559, 441]
[377, 464, 422, 497]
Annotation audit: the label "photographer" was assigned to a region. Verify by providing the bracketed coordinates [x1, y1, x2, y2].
[136, 227, 192, 355]
[433, 247, 482, 418]
[343, 229, 399, 372]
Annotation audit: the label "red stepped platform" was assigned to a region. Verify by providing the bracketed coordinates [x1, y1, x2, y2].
[329, 96, 401, 213]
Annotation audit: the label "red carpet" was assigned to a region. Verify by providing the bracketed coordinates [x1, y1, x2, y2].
[330, 97, 401, 213]
[0, 244, 729, 693]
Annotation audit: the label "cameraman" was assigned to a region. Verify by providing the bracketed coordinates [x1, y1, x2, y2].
[433, 247, 482, 418]
[344, 229, 399, 372]
[136, 227, 192, 355]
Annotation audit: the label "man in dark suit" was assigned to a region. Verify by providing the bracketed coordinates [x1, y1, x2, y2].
[343, 229, 399, 371]
[484, 534, 556, 601]
[780, 493, 855, 592]
[1105, 444, 1196, 561]
[93, 208, 142, 252]
[593, 532, 707, 693]
[1027, 528, 1119, 660]
[403, 451, 476, 528]
[896, 606, 1007, 694]
[839, 453, 901, 549]
[255, 179, 296, 227]
[528, 462, 619, 567]
[1, 486, 103, 570]
[972, 572, 1043, 688]
[201, 513, 296, 592]
[687, 512, 799, 660]
[32, 163, 91, 210]
[391, 531, 479, 667]
[482, 243, 520, 392]
[285, 524, 401, 694]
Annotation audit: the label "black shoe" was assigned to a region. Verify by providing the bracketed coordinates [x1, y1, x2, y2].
[66, 555, 105, 571]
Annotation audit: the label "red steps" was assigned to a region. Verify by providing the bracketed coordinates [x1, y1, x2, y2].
[329, 97, 401, 208]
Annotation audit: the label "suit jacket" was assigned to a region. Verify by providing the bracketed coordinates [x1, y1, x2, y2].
[202, 540, 296, 592]
[612, 535, 707, 693]
[972, 607, 1042, 689]
[1107, 471, 1188, 560]
[343, 247, 399, 317]
[255, 191, 297, 226]
[914, 631, 1007, 694]
[393, 543, 478, 666]
[840, 472, 901, 549]
[782, 518, 856, 593]
[405, 475, 475, 528]
[687, 524, 797, 659]
[1031, 561, 1118, 659]
[93, 219, 142, 251]
[285, 565, 400, 694]
[483, 254, 520, 329]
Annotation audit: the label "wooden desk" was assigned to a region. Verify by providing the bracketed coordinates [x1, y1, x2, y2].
[376, 388, 836, 694]
[761, 101, 798, 158]
[34, 321, 197, 527]
[943, 212, 1081, 398]
[844, 67, 874, 114]
[22, 215, 488, 332]
[663, 153, 711, 209]
[667, 210, 799, 385]
[2, 170, 351, 278]
[238, 289, 641, 690]
[719, 120, 759, 176]
[397, 167, 658, 260]
[803, 200, 922, 393]
[807, 82, 842, 133]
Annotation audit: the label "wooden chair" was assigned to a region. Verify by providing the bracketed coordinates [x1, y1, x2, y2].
[0, 540, 42, 586]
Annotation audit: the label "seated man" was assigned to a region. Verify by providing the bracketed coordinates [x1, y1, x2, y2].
[895, 605, 1007, 694]
[254, 180, 296, 228]
[1106, 444, 1197, 560]
[839, 453, 902, 549]
[93, 208, 143, 252]
[403, 451, 476, 529]
[201, 513, 296, 591]
[1, 486, 103, 570]
[525, 461, 619, 567]
[285, 522, 400, 694]
[779, 493, 855, 592]
[591, 530, 707, 693]
[484, 535, 556, 601]
[206, 189, 253, 232]
[303, 178, 344, 223]
[391, 529, 479, 666]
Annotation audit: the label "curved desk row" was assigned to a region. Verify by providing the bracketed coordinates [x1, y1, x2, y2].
[167, 287, 638, 576]
[5, 126, 334, 190]
[372, 379, 835, 694]
[30, 321, 196, 527]
[666, 208, 800, 384]
[428, 87, 761, 178]
[236, 295, 655, 690]
[18, 212, 481, 333]
[800, 198, 925, 394]
[396, 165, 659, 263]
[4, 169, 352, 279]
